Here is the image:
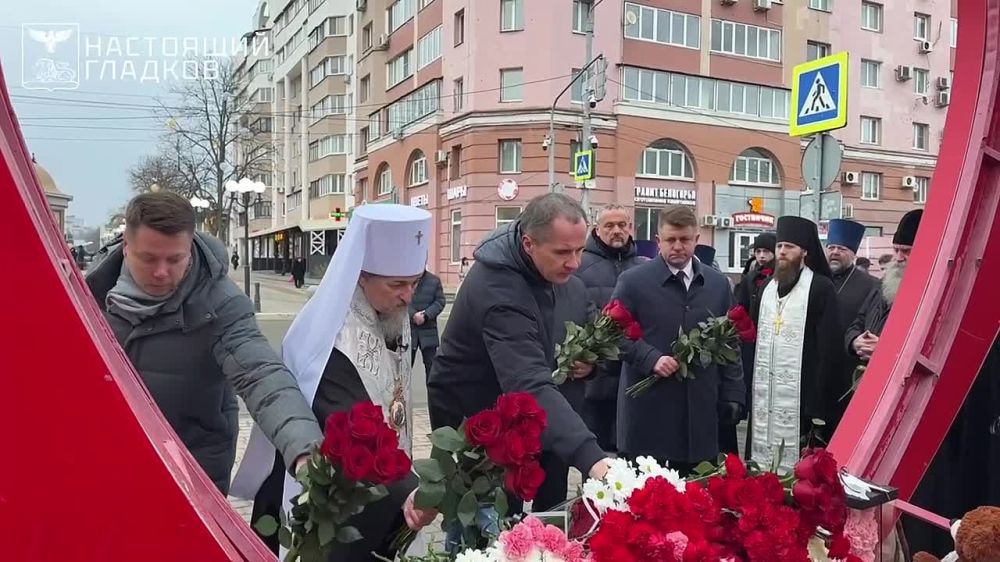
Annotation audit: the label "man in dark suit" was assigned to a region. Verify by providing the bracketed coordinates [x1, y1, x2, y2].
[410, 270, 446, 375]
[612, 205, 745, 474]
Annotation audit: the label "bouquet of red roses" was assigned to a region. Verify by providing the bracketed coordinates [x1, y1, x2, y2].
[553, 299, 643, 384]
[401, 392, 548, 553]
[256, 401, 412, 562]
[626, 305, 756, 397]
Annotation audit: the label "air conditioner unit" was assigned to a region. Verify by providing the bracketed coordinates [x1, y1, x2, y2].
[375, 34, 389, 50]
[937, 76, 952, 90]
[701, 215, 719, 227]
[919, 40, 934, 53]
[895, 65, 913, 81]
[752, 0, 771, 10]
[902, 175, 918, 188]
[720, 0, 737, 5]
[356, 0, 367, 11]
[343, 73, 352, 84]
[842, 204, 855, 219]
[843, 171, 860, 185]
[392, 127, 404, 140]
[435, 150, 449, 164]
[936, 90, 952, 107]
[718, 216, 735, 229]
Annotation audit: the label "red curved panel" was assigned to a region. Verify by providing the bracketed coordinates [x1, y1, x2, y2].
[0, 63, 274, 560]
[830, 0, 1000, 507]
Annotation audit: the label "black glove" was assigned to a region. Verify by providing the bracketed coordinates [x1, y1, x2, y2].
[718, 401, 744, 425]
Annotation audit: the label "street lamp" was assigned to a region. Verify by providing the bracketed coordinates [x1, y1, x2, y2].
[225, 178, 267, 297]
[189, 196, 211, 233]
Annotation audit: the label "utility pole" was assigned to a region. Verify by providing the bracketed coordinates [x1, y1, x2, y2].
[580, 0, 595, 217]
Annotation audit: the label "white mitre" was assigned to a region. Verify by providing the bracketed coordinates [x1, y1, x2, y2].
[282, 203, 432, 407]
[229, 203, 431, 500]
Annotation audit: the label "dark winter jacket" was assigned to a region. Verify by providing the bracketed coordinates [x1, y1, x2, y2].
[845, 286, 893, 358]
[427, 221, 606, 475]
[86, 233, 322, 494]
[574, 231, 646, 401]
[409, 271, 446, 350]
[612, 257, 745, 462]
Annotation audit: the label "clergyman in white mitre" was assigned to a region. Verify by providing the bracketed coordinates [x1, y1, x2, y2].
[230, 203, 436, 560]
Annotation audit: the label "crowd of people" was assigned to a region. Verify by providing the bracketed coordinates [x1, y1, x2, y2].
[86, 190, 997, 559]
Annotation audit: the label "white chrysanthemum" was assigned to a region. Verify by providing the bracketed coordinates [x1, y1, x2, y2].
[455, 546, 501, 562]
[606, 464, 640, 503]
[634, 455, 663, 475]
[583, 479, 616, 511]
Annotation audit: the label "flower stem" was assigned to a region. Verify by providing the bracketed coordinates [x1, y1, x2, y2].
[626, 375, 657, 398]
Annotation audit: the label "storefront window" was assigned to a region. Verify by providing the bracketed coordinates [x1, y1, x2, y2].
[634, 207, 661, 241]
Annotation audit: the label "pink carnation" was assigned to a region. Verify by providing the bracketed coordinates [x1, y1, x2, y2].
[540, 524, 569, 553]
[664, 531, 689, 561]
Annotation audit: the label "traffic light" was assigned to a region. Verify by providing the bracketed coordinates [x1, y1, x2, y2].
[331, 207, 347, 221]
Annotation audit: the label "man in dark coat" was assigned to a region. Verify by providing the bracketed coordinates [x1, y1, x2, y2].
[428, 193, 613, 494]
[573, 203, 646, 453]
[824, 219, 879, 422]
[409, 270, 446, 375]
[694, 244, 719, 271]
[291, 257, 306, 288]
[846, 210, 924, 360]
[612, 205, 745, 474]
[86, 192, 322, 494]
[735, 232, 775, 457]
[749, 216, 842, 468]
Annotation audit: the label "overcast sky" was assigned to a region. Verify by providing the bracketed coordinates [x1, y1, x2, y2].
[1, 0, 257, 226]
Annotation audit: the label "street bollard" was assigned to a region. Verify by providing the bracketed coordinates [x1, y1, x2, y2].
[253, 282, 261, 313]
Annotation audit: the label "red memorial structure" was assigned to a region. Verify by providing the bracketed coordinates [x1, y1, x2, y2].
[1, 0, 998, 559]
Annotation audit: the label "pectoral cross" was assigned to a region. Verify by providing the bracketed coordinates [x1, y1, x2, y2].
[773, 314, 784, 336]
[415, 230, 423, 245]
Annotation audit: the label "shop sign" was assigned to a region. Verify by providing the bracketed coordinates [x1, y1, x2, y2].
[731, 212, 776, 229]
[411, 194, 429, 207]
[633, 186, 696, 206]
[447, 185, 468, 200]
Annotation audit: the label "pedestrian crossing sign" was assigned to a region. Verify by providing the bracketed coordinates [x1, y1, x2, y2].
[789, 51, 849, 137]
[573, 149, 595, 181]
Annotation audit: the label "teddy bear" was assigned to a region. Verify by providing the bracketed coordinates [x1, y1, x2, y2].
[913, 506, 1000, 562]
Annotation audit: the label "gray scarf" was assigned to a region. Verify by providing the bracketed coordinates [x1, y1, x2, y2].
[106, 255, 198, 326]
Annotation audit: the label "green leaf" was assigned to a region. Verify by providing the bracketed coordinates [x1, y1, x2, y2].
[494, 488, 509, 519]
[451, 476, 470, 495]
[463, 451, 481, 460]
[811, 418, 827, 427]
[318, 520, 337, 547]
[471, 475, 491, 495]
[457, 490, 478, 527]
[336, 525, 363, 543]
[430, 426, 466, 452]
[414, 458, 445, 483]
[414, 480, 446, 509]
[278, 526, 293, 548]
[253, 515, 279, 537]
[678, 361, 689, 379]
[693, 461, 716, 476]
[699, 351, 713, 367]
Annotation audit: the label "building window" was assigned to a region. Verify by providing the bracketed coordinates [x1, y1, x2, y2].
[450, 210, 462, 262]
[454, 10, 465, 45]
[807, 41, 830, 61]
[385, 80, 441, 129]
[914, 13, 930, 41]
[308, 134, 352, 160]
[808, 0, 831, 12]
[710, 19, 781, 62]
[389, 0, 416, 34]
[731, 148, 780, 185]
[308, 174, 346, 197]
[861, 60, 881, 88]
[387, 49, 414, 88]
[500, 68, 524, 102]
[410, 152, 428, 185]
[362, 23, 373, 50]
[572, 0, 587, 34]
[914, 176, 930, 204]
[624, 3, 701, 49]
[378, 166, 393, 196]
[501, 0, 524, 32]
[861, 116, 881, 145]
[368, 112, 381, 141]
[637, 139, 694, 180]
[309, 55, 349, 87]
[571, 68, 588, 103]
[913, 68, 930, 95]
[311, 94, 351, 120]
[633, 207, 661, 241]
[450, 145, 462, 179]
[359, 75, 370, 104]
[861, 2, 883, 32]
[499, 139, 522, 173]
[496, 206, 522, 227]
[621, 66, 790, 121]
[453, 78, 464, 111]
[861, 172, 881, 200]
[418, 26, 442, 69]
[418, 0, 433, 9]
[913, 123, 930, 150]
[951, 18, 958, 48]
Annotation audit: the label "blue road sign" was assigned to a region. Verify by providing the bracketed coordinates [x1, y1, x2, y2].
[573, 150, 594, 181]
[790, 52, 849, 137]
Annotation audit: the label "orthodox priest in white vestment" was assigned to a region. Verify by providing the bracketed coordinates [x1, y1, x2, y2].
[230, 204, 436, 561]
[749, 216, 843, 471]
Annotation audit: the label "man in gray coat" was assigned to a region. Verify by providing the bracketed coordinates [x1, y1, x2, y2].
[86, 192, 322, 494]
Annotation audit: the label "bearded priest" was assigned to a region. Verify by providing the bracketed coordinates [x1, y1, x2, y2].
[230, 204, 437, 560]
[749, 216, 843, 470]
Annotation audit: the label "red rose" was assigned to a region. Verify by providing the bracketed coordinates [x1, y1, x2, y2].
[602, 299, 635, 328]
[375, 425, 399, 451]
[727, 305, 749, 323]
[320, 429, 350, 463]
[465, 409, 503, 447]
[486, 438, 511, 466]
[495, 393, 522, 422]
[342, 444, 375, 481]
[828, 533, 853, 559]
[623, 322, 643, 341]
[350, 401, 385, 424]
[724, 453, 747, 480]
[510, 393, 546, 424]
[373, 447, 412, 483]
[518, 418, 545, 443]
[501, 431, 529, 466]
[350, 417, 379, 441]
[504, 460, 546, 500]
[739, 327, 757, 342]
[792, 480, 821, 508]
[324, 411, 350, 435]
[794, 452, 818, 482]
